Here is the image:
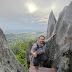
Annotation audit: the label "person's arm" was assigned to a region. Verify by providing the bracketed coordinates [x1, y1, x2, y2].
[44, 37, 51, 44]
[44, 32, 56, 44]
[31, 43, 37, 57]
[31, 51, 37, 57]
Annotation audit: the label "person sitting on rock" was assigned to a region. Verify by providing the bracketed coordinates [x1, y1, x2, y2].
[31, 32, 56, 69]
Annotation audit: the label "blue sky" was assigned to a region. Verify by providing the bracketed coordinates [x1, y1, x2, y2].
[0, 0, 71, 33]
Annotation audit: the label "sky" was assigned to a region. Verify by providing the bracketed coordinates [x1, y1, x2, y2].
[0, 0, 72, 33]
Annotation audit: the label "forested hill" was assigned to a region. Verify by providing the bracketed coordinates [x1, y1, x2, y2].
[5, 32, 46, 46]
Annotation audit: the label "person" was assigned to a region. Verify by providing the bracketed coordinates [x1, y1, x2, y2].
[31, 32, 56, 69]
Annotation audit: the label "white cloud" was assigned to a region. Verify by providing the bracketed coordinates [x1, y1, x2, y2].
[0, 0, 72, 26]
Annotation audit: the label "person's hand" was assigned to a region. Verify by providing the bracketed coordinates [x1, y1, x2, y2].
[52, 32, 56, 36]
[50, 32, 56, 39]
[33, 51, 37, 57]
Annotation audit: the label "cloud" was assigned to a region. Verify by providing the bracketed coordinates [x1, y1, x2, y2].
[0, 0, 72, 31]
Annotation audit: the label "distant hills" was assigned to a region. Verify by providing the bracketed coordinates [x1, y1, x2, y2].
[5, 31, 46, 46]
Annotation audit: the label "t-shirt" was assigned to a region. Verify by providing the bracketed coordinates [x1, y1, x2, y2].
[31, 37, 51, 55]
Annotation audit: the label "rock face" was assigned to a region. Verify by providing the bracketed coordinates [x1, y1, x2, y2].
[0, 28, 26, 72]
[26, 42, 33, 68]
[46, 2, 72, 72]
[47, 11, 56, 38]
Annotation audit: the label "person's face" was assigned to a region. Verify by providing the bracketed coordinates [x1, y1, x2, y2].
[39, 37, 45, 44]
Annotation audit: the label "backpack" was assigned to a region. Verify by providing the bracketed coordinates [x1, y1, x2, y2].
[36, 41, 46, 49]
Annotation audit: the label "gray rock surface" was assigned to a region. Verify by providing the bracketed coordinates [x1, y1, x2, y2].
[47, 11, 56, 38]
[46, 1, 72, 72]
[0, 28, 26, 72]
[26, 42, 33, 68]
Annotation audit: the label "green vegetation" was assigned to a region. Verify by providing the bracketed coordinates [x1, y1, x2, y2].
[5, 32, 46, 46]
[9, 40, 34, 71]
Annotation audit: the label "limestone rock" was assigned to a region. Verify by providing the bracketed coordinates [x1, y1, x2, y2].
[47, 11, 56, 38]
[26, 42, 33, 68]
[0, 28, 26, 72]
[46, 1, 72, 72]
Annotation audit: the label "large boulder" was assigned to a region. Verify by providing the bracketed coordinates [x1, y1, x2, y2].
[46, 1, 72, 72]
[0, 28, 26, 72]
